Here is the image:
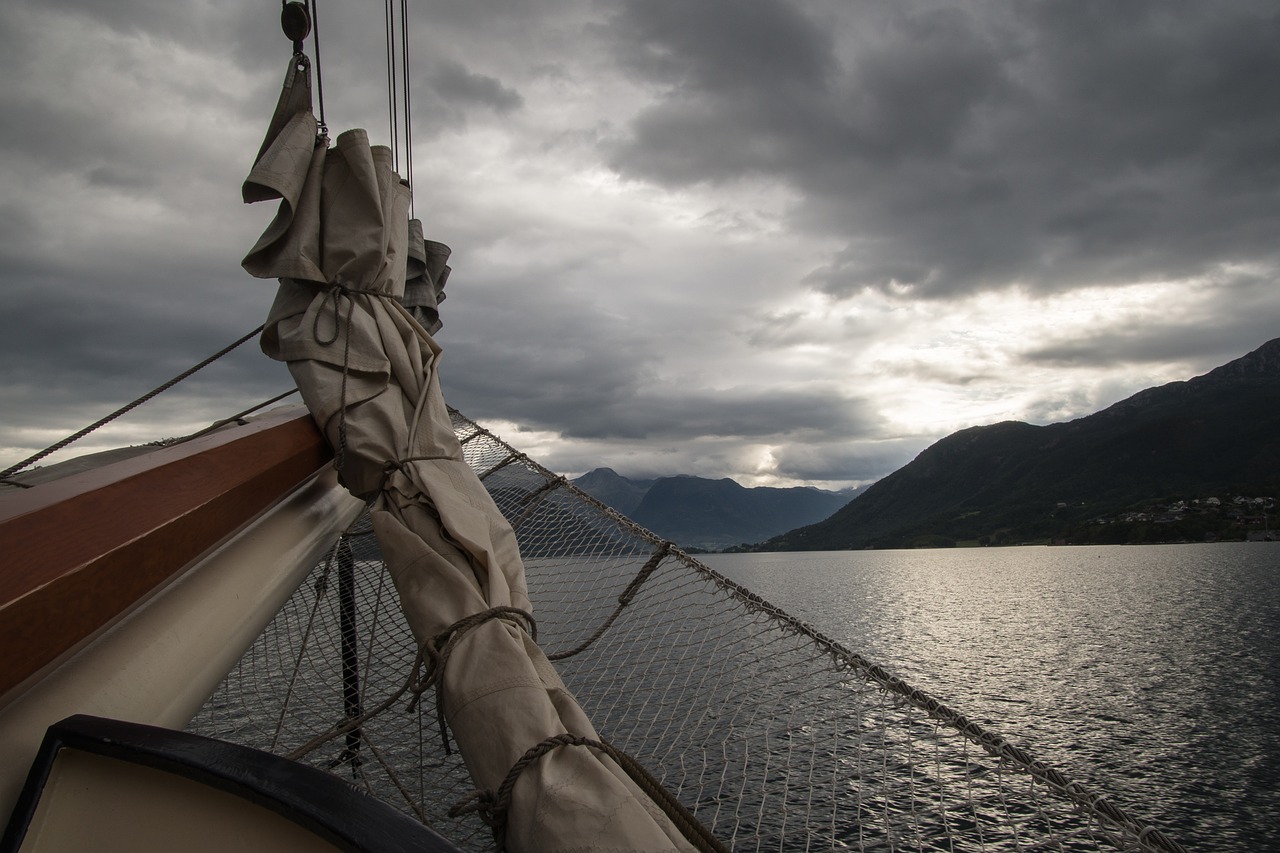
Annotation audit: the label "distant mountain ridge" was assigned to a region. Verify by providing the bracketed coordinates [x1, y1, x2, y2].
[572, 469, 854, 550]
[762, 338, 1280, 550]
[572, 468, 656, 516]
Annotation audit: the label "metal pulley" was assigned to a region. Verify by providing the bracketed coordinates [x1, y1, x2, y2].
[281, 1, 311, 54]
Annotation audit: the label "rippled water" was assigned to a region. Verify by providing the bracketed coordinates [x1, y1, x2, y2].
[701, 543, 1280, 851]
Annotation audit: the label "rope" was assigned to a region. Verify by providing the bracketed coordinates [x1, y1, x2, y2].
[357, 732, 433, 825]
[0, 324, 265, 480]
[511, 474, 567, 528]
[286, 646, 426, 762]
[449, 733, 729, 853]
[407, 607, 538, 755]
[310, 282, 398, 474]
[383, 0, 399, 173]
[272, 534, 340, 751]
[379, 0, 413, 205]
[0, 387, 300, 491]
[547, 541, 671, 661]
[400, 0, 413, 216]
[477, 451, 520, 482]
[173, 388, 300, 443]
[307, 0, 326, 134]
[376, 455, 456, 496]
[517, 474, 564, 507]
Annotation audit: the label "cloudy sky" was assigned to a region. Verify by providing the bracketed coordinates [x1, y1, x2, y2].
[2, 0, 1277, 489]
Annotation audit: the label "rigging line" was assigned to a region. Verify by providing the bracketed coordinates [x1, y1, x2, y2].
[308, 0, 327, 134]
[400, 0, 414, 218]
[0, 324, 266, 481]
[171, 387, 301, 444]
[383, 0, 397, 171]
[384, 0, 400, 173]
[272, 539, 338, 752]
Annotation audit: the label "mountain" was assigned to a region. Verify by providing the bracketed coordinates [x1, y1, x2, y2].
[764, 338, 1280, 550]
[573, 470, 853, 550]
[571, 467, 655, 516]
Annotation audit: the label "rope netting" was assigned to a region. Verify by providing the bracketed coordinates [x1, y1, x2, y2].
[188, 408, 1186, 852]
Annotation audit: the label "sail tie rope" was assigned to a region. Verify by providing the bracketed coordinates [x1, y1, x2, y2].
[449, 732, 730, 853]
[375, 455, 457, 495]
[406, 606, 538, 756]
[311, 281, 400, 476]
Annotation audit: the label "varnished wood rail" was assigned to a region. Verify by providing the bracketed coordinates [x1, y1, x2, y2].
[0, 410, 331, 698]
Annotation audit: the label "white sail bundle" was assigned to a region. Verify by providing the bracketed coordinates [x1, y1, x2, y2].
[240, 56, 712, 853]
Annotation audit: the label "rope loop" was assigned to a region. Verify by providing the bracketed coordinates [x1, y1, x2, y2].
[447, 787, 497, 824]
[456, 734, 598, 847]
[306, 280, 400, 474]
[547, 540, 672, 661]
[450, 733, 729, 853]
[407, 607, 538, 755]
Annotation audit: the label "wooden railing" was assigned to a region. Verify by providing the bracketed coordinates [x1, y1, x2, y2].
[0, 410, 331, 698]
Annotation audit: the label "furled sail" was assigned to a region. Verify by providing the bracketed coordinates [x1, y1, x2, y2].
[240, 56, 712, 853]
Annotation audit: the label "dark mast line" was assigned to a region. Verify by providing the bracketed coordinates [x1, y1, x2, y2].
[383, 0, 414, 217]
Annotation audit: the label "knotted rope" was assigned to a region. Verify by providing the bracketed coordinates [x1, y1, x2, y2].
[310, 280, 399, 475]
[405, 606, 538, 755]
[449, 732, 730, 853]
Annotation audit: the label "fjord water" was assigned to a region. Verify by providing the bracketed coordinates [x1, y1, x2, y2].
[702, 543, 1280, 850]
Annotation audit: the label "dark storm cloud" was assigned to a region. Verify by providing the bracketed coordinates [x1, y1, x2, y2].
[1026, 334, 1228, 371]
[604, 0, 1280, 299]
[427, 60, 523, 114]
[0, 2, 293, 454]
[5, 0, 1277, 487]
[1024, 322, 1280, 373]
[612, 0, 835, 96]
[0, 268, 290, 437]
[603, 0, 841, 185]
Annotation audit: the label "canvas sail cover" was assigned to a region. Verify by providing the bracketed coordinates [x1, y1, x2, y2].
[241, 57, 706, 853]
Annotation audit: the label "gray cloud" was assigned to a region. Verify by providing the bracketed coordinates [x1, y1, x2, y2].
[2, 0, 1277, 491]
[439, 287, 880, 444]
[612, 0, 835, 95]
[1021, 273, 1280, 371]
[604, 0, 1280, 299]
[427, 59, 523, 114]
[769, 437, 925, 486]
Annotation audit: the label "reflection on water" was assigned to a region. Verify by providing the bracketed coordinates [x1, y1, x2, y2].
[702, 543, 1280, 851]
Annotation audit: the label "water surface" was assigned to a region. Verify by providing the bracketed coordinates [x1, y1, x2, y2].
[701, 543, 1280, 850]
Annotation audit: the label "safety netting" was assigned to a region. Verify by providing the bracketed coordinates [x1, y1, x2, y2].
[188, 408, 1186, 852]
